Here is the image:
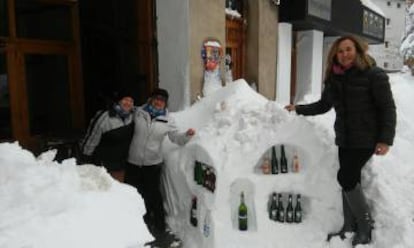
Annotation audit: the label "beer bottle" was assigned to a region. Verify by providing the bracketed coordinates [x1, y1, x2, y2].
[238, 192, 248, 231]
[277, 193, 285, 223]
[292, 152, 300, 173]
[280, 145, 288, 173]
[294, 194, 302, 223]
[190, 196, 198, 227]
[286, 194, 294, 223]
[271, 146, 279, 174]
[269, 192, 278, 221]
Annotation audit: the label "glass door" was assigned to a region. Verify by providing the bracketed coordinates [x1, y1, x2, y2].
[0, 49, 12, 140]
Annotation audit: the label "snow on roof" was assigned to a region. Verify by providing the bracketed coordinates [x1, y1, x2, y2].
[360, 0, 386, 17]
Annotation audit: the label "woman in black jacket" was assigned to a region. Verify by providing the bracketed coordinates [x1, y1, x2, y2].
[80, 92, 134, 182]
[285, 35, 396, 246]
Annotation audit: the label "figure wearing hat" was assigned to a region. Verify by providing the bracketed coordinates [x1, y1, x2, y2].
[80, 90, 135, 182]
[125, 88, 195, 247]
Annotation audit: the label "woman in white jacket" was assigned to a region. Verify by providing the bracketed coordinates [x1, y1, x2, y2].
[125, 88, 195, 245]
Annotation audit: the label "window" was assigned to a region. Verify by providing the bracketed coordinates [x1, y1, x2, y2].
[0, 52, 12, 139]
[387, 1, 391, 6]
[385, 41, 389, 48]
[0, 0, 8, 37]
[387, 18, 391, 25]
[24, 54, 72, 135]
[384, 62, 389, 68]
[15, 1, 72, 41]
[397, 3, 401, 8]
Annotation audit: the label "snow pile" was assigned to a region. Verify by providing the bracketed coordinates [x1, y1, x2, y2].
[162, 76, 414, 248]
[0, 143, 152, 248]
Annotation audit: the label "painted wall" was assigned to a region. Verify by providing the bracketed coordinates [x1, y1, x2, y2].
[246, 0, 278, 100]
[295, 30, 323, 103]
[276, 23, 292, 105]
[189, 0, 226, 102]
[156, 0, 191, 111]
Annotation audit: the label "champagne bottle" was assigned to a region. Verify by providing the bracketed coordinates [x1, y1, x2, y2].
[280, 145, 288, 173]
[190, 196, 198, 227]
[238, 192, 248, 231]
[277, 193, 285, 223]
[286, 194, 294, 223]
[294, 194, 302, 223]
[292, 152, 300, 173]
[262, 157, 271, 174]
[269, 192, 278, 221]
[271, 146, 279, 174]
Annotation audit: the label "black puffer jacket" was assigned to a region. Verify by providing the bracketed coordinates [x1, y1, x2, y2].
[296, 66, 396, 148]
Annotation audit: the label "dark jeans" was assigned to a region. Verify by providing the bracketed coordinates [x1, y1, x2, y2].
[125, 162, 166, 233]
[337, 147, 375, 191]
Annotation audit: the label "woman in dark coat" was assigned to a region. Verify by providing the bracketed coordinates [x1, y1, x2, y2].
[285, 35, 396, 246]
[80, 92, 134, 182]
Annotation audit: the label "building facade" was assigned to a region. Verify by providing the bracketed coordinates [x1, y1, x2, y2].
[369, 0, 406, 71]
[0, 0, 385, 153]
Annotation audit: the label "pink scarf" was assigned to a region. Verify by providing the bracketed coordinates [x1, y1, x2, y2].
[332, 63, 354, 75]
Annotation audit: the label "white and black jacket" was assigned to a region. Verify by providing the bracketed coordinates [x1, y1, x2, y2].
[81, 107, 134, 170]
[127, 106, 191, 166]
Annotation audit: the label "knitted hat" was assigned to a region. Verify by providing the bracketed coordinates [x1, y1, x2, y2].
[115, 88, 135, 102]
[151, 88, 169, 102]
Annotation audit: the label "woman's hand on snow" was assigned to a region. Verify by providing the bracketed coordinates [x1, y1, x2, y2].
[375, 142, 389, 155]
[284, 104, 296, 112]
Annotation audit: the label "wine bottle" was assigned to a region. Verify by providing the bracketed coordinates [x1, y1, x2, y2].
[190, 196, 198, 227]
[294, 194, 302, 223]
[277, 193, 285, 223]
[262, 157, 271, 174]
[286, 194, 294, 223]
[200, 164, 207, 185]
[195, 161, 202, 185]
[204, 167, 211, 189]
[280, 145, 288, 173]
[271, 146, 279, 174]
[269, 192, 278, 221]
[292, 152, 300, 173]
[238, 192, 248, 231]
[209, 169, 216, 192]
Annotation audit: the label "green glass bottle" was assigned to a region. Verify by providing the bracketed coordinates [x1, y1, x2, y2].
[238, 192, 248, 231]
[269, 192, 278, 221]
[294, 194, 302, 223]
[286, 194, 294, 223]
[194, 161, 202, 185]
[277, 193, 285, 223]
[280, 145, 288, 173]
[271, 146, 279, 174]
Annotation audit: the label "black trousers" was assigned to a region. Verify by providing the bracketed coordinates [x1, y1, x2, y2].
[125, 162, 166, 233]
[337, 147, 375, 192]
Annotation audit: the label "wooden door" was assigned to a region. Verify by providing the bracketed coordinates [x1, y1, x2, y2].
[225, 17, 245, 80]
[1, 0, 83, 153]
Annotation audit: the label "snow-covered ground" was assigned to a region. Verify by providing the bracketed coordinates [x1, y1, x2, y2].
[1, 70, 413, 248]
